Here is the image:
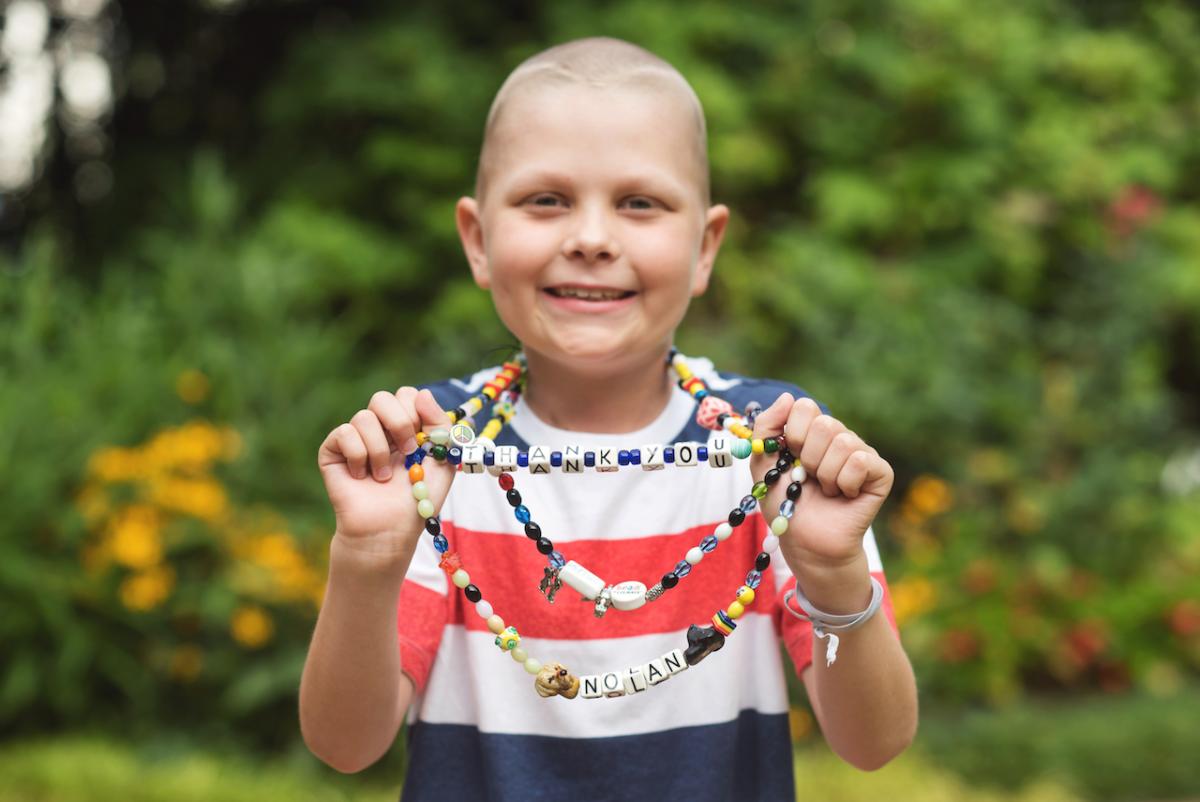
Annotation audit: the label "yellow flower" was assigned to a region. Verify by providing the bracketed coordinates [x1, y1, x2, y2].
[231, 605, 274, 649]
[74, 483, 110, 525]
[144, 421, 228, 473]
[906, 474, 953, 518]
[176, 369, 211, 405]
[88, 447, 145, 483]
[107, 505, 164, 569]
[891, 576, 937, 625]
[119, 565, 176, 612]
[169, 644, 204, 682]
[147, 476, 229, 523]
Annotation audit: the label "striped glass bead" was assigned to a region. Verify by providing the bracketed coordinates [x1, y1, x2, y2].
[674, 560, 692, 578]
[730, 439, 752, 459]
[549, 550, 566, 569]
[780, 499, 796, 519]
[745, 570, 763, 589]
[432, 534, 449, 553]
[514, 505, 532, 524]
[700, 534, 718, 552]
[739, 495, 757, 513]
[751, 481, 768, 499]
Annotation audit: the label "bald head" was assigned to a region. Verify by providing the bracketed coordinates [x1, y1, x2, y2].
[475, 37, 710, 207]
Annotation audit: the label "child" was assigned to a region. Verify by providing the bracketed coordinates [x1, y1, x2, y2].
[301, 36, 917, 801]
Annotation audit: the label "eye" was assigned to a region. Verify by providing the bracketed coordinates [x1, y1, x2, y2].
[527, 193, 565, 208]
[621, 196, 659, 211]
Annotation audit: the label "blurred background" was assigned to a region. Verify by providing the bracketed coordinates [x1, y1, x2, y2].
[2, 0, 1199, 799]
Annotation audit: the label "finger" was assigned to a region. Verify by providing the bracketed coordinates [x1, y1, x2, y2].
[783, 397, 822, 458]
[836, 450, 875, 499]
[323, 422, 368, 479]
[800, 414, 847, 493]
[816, 431, 865, 497]
[351, 409, 392, 481]
[414, 388, 452, 429]
[373, 387, 421, 457]
[749, 392, 793, 477]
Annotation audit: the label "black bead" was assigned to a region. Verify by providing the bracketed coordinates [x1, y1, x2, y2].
[524, 522, 542, 540]
[506, 489, 522, 507]
[728, 509, 745, 527]
[764, 467, 781, 485]
[536, 537, 554, 555]
[424, 517, 441, 535]
[786, 481, 803, 501]
[776, 456, 792, 472]
[661, 572, 679, 589]
[716, 413, 729, 426]
[452, 407, 467, 420]
[464, 584, 482, 603]
[755, 552, 771, 571]
[779, 449, 794, 463]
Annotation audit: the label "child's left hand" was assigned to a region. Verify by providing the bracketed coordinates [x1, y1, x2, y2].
[749, 392, 894, 586]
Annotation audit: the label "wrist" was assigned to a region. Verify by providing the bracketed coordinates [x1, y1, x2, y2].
[788, 554, 872, 615]
[331, 530, 416, 580]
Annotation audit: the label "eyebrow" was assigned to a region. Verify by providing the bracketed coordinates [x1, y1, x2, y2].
[504, 168, 690, 199]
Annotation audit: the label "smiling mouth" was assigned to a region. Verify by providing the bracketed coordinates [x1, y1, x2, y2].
[544, 287, 636, 301]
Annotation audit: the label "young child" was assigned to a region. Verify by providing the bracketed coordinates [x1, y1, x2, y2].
[301, 36, 917, 801]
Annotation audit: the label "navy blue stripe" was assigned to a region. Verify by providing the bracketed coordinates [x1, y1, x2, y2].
[401, 709, 795, 802]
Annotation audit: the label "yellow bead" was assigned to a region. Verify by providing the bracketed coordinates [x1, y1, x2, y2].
[731, 424, 754, 439]
[482, 386, 497, 399]
[481, 420, 503, 441]
[415, 431, 429, 445]
[736, 586, 755, 605]
[751, 439, 765, 455]
[727, 601, 745, 619]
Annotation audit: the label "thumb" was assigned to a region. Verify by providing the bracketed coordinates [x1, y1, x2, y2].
[415, 388, 452, 429]
[751, 392, 793, 440]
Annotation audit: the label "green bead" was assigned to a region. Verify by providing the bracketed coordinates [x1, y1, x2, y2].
[429, 428, 450, 445]
[764, 438, 780, 453]
[751, 481, 768, 499]
[731, 439, 752, 459]
[411, 481, 429, 501]
[431, 444, 448, 460]
[417, 498, 436, 518]
[771, 515, 789, 535]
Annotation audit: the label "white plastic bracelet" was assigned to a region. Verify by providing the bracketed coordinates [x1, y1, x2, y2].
[783, 576, 884, 667]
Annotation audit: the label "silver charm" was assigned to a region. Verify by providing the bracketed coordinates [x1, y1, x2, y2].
[539, 566, 563, 604]
[645, 582, 666, 602]
[592, 586, 613, 618]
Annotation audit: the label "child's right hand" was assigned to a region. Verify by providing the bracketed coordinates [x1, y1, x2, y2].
[317, 388, 456, 554]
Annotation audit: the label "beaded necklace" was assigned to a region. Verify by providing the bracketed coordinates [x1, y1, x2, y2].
[404, 350, 805, 700]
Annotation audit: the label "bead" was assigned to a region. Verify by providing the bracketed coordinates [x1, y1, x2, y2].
[751, 481, 768, 500]
[493, 445, 518, 473]
[663, 648, 689, 675]
[432, 534, 449, 553]
[550, 451, 563, 467]
[776, 456, 792, 472]
[727, 601, 745, 619]
[517, 451, 529, 468]
[696, 396, 735, 430]
[524, 521, 541, 540]
[549, 550, 566, 569]
[674, 442, 699, 467]
[673, 560, 692, 578]
[529, 445, 551, 474]
[408, 464, 424, 483]
[764, 467, 781, 485]
[745, 570, 763, 589]
[755, 552, 771, 571]
[580, 675, 603, 699]
[684, 624, 725, 666]
[483, 449, 496, 467]
[450, 422, 475, 446]
[714, 522, 734, 541]
[514, 505, 531, 524]
[697, 446, 708, 462]
[791, 464, 807, 483]
[447, 446, 462, 464]
[415, 432, 429, 446]
[699, 535, 718, 552]
[707, 436, 732, 468]
[536, 537, 554, 555]
[610, 580, 647, 611]
[739, 495, 757, 514]
[623, 667, 648, 695]
[731, 439, 752, 459]
[495, 626, 520, 651]
[617, 450, 630, 466]
[452, 569, 470, 588]
[764, 438, 780, 453]
[641, 657, 671, 685]
[629, 449, 641, 466]
[524, 658, 543, 675]
[475, 435, 497, 452]
[736, 585, 755, 605]
[685, 547, 704, 565]
[663, 446, 674, 463]
[712, 612, 735, 636]
[563, 446, 584, 473]
[731, 423, 754, 439]
[417, 498, 436, 518]
[476, 600, 494, 618]
[464, 584, 482, 603]
[770, 516, 789, 535]
[498, 472, 514, 491]
[487, 614, 505, 634]
[728, 509, 746, 527]
[560, 561, 606, 600]
[751, 439, 765, 455]
[596, 448, 618, 472]
[461, 444, 485, 474]
[429, 428, 450, 446]
[762, 534, 780, 553]
[786, 481, 803, 501]
[584, 451, 596, 468]
[411, 481, 429, 501]
[511, 646, 527, 663]
[601, 672, 625, 698]
[780, 499, 796, 519]
[534, 662, 579, 697]
[430, 444, 447, 461]
[743, 401, 762, 426]
[661, 572, 679, 589]
[641, 444, 665, 471]
[506, 488, 522, 507]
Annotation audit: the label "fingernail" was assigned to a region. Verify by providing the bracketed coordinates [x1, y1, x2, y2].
[378, 467, 392, 481]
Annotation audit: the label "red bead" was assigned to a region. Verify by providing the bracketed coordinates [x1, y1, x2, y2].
[498, 473, 515, 491]
[438, 551, 463, 578]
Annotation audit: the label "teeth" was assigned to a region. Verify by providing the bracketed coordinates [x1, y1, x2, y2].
[550, 287, 629, 301]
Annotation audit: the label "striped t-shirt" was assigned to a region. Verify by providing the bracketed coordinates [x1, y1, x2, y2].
[398, 357, 895, 801]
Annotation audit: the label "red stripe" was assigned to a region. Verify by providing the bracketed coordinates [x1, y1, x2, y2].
[397, 579, 448, 692]
[439, 517, 776, 640]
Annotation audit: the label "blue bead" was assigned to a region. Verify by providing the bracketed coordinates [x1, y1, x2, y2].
[674, 559, 692, 578]
[585, 451, 596, 467]
[484, 451, 495, 466]
[700, 535, 718, 552]
[697, 446, 708, 461]
[663, 447, 674, 463]
[404, 452, 418, 469]
[550, 451, 563, 467]
[432, 534, 449, 553]
[514, 505, 531, 524]
[517, 451, 529, 467]
[780, 499, 796, 519]
[745, 570, 762, 589]
[618, 450, 630, 466]
[447, 446, 462, 464]
[739, 495, 757, 513]
[630, 448, 641, 466]
[549, 550, 566, 569]
[695, 389, 708, 400]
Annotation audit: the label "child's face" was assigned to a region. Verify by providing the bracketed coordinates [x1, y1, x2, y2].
[456, 82, 728, 373]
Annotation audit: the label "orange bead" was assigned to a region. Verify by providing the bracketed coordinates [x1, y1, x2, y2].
[408, 464, 424, 483]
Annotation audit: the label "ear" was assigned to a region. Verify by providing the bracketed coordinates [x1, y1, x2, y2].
[456, 196, 490, 289]
[691, 203, 730, 297]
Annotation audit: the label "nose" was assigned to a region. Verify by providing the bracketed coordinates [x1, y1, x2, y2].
[562, 203, 621, 263]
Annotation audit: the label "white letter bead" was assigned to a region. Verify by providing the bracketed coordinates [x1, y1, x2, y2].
[641, 657, 670, 685]
[663, 648, 688, 675]
[563, 446, 583, 474]
[461, 444, 485, 474]
[559, 561, 606, 600]
[708, 436, 732, 468]
[622, 667, 648, 694]
[685, 547, 703, 565]
[581, 675, 602, 699]
[674, 442, 698, 467]
[790, 464, 807, 483]
[610, 581, 647, 611]
[601, 672, 626, 697]
[495, 445, 518, 472]
[714, 522, 734, 541]
[641, 444, 665, 471]
[528, 445, 551, 475]
[596, 448, 619, 472]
